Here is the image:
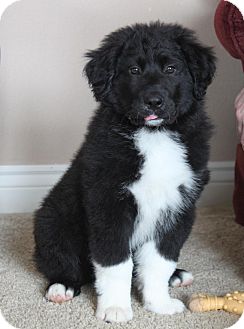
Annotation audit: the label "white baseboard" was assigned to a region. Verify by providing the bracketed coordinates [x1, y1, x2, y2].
[0, 165, 67, 214]
[199, 161, 234, 207]
[0, 162, 234, 214]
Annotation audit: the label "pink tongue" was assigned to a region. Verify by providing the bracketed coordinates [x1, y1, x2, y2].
[144, 114, 158, 121]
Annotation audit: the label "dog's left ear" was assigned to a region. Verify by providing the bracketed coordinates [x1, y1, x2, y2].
[178, 31, 217, 100]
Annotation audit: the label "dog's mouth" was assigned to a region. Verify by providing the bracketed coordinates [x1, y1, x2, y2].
[144, 114, 164, 127]
[127, 110, 177, 127]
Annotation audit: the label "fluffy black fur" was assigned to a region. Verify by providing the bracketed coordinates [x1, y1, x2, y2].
[34, 22, 216, 297]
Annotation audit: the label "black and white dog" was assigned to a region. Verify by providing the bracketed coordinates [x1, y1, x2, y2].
[34, 22, 216, 322]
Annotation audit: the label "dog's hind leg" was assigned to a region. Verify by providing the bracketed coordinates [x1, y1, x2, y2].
[45, 284, 76, 303]
[34, 223, 94, 303]
[169, 269, 194, 287]
[41, 250, 93, 303]
[34, 190, 94, 303]
[34, 222, 94, 304]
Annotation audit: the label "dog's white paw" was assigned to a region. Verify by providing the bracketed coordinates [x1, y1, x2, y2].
[45, 283, 74, 303]
[169, 270, 194, 287]
[179, 271, 194, 286]
[145, 298, 185, 315]
[96, 306, 133, 323]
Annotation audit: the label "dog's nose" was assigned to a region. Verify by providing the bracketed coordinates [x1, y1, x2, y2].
[144, 96, 163, 109]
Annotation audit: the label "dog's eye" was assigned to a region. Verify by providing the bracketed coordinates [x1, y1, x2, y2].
[129, 66, 141, 75]
[164, 65, 176, 74]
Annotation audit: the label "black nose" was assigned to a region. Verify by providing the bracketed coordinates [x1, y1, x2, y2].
[144, 96, 163, 109]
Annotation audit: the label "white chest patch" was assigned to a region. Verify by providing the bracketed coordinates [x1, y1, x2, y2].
[128, 128, 194, 249]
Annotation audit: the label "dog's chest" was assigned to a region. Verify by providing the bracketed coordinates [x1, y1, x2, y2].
[127, 129, 194, 249]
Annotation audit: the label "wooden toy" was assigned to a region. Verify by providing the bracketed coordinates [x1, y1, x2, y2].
[188, 291, 244, 315]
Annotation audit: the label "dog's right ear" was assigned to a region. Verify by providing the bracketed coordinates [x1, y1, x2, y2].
[84, 36, 123, 102]
[84, 50, 112, 102]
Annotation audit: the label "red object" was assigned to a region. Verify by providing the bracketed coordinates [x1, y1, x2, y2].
[214, 1, 244, 225]
[233, 144, 244, 225]
[214, 0, 244, 70]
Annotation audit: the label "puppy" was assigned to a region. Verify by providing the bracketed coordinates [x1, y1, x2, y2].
[34, 22, 216, 322]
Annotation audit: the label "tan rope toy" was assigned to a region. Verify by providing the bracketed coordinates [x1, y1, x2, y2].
[189, 291, 244, 315]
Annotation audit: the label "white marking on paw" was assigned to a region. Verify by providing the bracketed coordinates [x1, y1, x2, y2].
[93, 258, 133, 322]
[145, 297, 185, 315]
[170, 271, 194, 287]
[96, 306, 133, 323]
[180, 271, 193, 286]
[46, 283, 74, 303]
[170, 277, 182, 287]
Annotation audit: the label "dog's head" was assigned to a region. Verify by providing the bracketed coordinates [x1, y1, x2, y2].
[84, 22, 216, 127]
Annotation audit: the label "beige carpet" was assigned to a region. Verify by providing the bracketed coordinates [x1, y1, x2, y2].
[0, 208, 244, 329]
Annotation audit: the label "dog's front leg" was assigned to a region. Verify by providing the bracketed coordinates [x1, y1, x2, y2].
[93, 258, 133, 322]
[87, 194, 135, 323]
[135, 240, 185, 315]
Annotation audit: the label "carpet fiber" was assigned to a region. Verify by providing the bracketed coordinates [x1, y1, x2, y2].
[0, 208, 243, 329]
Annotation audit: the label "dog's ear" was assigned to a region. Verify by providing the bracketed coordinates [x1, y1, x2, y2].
[84, 36, 123, 102]
[178, 31, 216, 100]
